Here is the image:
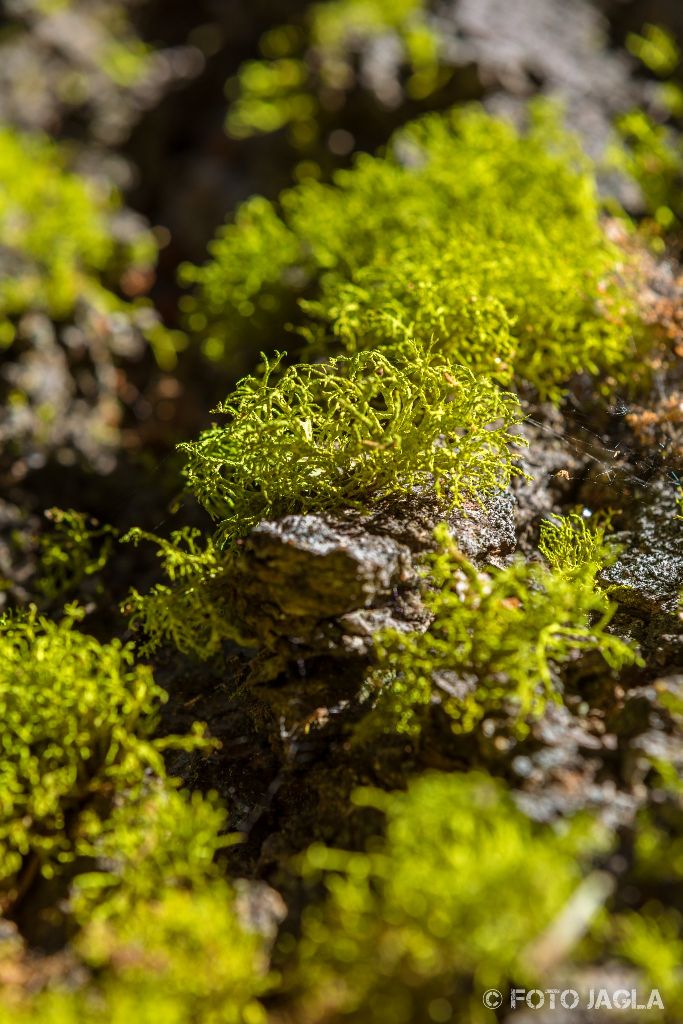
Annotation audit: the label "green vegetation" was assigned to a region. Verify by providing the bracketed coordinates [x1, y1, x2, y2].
[36, 508, 116, 603]
[600, 804, 683, 1022]
[0, 125, 176, 363]
[226, 0, 442, 144]
[366, 516, 637, 737]
[183, 105, 642, 399]
[613, 108, 683, 236]
[3, 6, 682, 1020]
[287, 771, 606, 1024]
[0, 607, 207, 899]
[125, 340, 523, 654]
[1, 887, 269, 1024]
[181, 343, 524, 544]
[612, 25, 683, 236]
[0, 606, 271, 1023]
[123, 526, 238, 658]
[0, 785, 271, 1024]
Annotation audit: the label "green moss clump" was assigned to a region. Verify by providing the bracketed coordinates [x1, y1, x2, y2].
[226, 0, 441, 143]
[36, 508, 116, 603]
[367, 516, 637, 737]
[289, 771, 605, 1023]
[609, 26, 683, 238]
[183, 105, 641, 399]
[123, 526, 238, 658]
[0, 125, 177, 363]
[614, 912, 682, 1019]
[0, 887, 270, 1024]
[595, 804, 683, 1021]
[0, 607, 206, 898]
[75, 885, 269, 1024]
[180, 343, 524, 545]
[0, 784, 271, 1024]
[0, 606, 272, 1021]
[0, 885, 269, 1024]
[70, 784, 232, 922]
[612, 108, 683, 236]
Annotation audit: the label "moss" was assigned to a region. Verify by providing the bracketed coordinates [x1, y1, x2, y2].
[182, 104, 642, 399]
[597, 804, 683, 1021]
[614, 912, 683, 1018]
[0, 606, 208, 899]
[365, 516, 638, 737]
[123, 342, 523, 656]
[36, 508, 116, 604]
[287, 770, 606, 1023]
[0, 786, 271, 1024]
[226, 0, 442, 143]
[612, 107, 683, 236]
[0, 604, 272, 1021]
[123, 526, 239, 658]
[180, 343, 524, 545]
[0, 886, 269, 1023]
[74, 885, 269, 1024]
[609, 26, 683, 238]
[0, 125, 179, 366]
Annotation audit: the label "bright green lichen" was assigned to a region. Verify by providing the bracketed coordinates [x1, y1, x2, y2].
[226, 0, 442, 143]
[366, 515, 637, 737]
[180, 343, 525, 545]
[183, 104, 642, 399]
[0, 607, 208, 900]
[288, 771, 606, 1024]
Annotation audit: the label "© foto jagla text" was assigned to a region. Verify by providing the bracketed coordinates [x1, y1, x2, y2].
[508, 988, 665, 1010]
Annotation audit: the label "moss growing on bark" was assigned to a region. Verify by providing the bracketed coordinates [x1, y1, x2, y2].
[0, 125, 177, 365]
[181, 343, 524, 545]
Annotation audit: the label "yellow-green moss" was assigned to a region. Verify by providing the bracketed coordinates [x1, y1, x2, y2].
[183, 104, 642, 399]
[0, 125, 180, 366]
[226, 0, 442, 143]
[0, 783, 270, 1024]
[288, 771, 607, 1023]
[0, 607, 207, 896]
[365, 516, 638, 737]
[180, 343, 525, 545]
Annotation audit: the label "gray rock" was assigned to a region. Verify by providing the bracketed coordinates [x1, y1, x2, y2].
[600, 478, 683, 614]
